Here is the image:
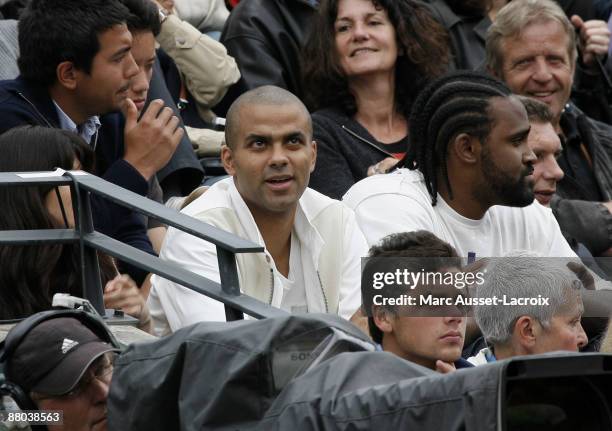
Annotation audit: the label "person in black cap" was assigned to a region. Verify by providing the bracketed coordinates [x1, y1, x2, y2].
[5, 317, 119, 431]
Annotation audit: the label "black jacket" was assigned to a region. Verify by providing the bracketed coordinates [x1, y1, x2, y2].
[0, 77, 155, 283]
[216, 0, 317, 115]
[146, 56, 204, 198]
[426, 0, 489, 71]
[552, 105, 612, 256]
[309, 107, 406, 200]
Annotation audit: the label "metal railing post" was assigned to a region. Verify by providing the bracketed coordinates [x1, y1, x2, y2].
[217, 247, 245, 321]
[71, 181, 104, 315]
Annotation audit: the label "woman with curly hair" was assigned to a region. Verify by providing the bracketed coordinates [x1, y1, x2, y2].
[302, 0, 450, 199]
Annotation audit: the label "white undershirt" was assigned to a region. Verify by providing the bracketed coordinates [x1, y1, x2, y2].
[278, 232, 307, 313]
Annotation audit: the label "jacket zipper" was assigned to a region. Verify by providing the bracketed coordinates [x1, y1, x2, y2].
[316, 271, 329, 313]
[268, 267, 274, 305]
[341, 125, 395, 157]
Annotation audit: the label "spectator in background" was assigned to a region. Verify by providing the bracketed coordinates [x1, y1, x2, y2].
[366, 231, 472, 372]
[115, 0, 166, 253]
[487, 0, 612, 261]
[469, 255, 588, 364]
[121, 0, 238, 251]
[215, 0, 318, 115]
[519, 96, 606, 261]
[302, 0, 450, 200]
[0, 2, 203, 200]
[0, 126, 151, 331]
[149, 86, 368, 334]
[427, 0, 612, 124]
[427, 0, 603, 70]
[519, 97, 564, 209]
[151, 0, 241, 158]
[3, 313, 120, 431]
[519, 95, 611, 279]
[0, 0, 184, 284]
[172, 0, 230, 36]
[343, 71, 575, 259]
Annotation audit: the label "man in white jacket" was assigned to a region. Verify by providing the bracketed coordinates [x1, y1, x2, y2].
[148, 86, 368, 334]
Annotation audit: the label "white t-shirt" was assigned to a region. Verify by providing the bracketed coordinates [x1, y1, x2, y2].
[343, 169, 577, 258]
[278, 232, 307, 313]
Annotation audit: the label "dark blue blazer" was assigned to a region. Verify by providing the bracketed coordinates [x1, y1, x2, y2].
[0, 77, 155, 283]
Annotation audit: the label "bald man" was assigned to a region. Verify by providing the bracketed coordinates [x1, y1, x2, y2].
[148, 86, 368, 334]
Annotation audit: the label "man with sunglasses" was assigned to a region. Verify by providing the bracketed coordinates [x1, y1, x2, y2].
[4, 317, 119, 431]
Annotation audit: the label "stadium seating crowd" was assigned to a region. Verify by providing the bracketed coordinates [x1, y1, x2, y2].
[2, 0, 612, 429]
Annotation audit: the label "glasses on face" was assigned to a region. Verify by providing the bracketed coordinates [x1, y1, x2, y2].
[35, 352, 116, 401]
[63, 352, 116, 399]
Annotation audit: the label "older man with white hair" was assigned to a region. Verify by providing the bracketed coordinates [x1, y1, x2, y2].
[468, 255, 588, 364]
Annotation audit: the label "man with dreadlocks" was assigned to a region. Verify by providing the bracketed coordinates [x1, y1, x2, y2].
[343, 71, 576, 259]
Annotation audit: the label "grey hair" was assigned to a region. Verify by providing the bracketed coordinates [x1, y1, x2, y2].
[474, 256, 582, 345]
[486, 0, 577, 78]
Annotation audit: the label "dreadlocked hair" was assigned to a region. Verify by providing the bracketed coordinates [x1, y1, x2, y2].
[395, 71, 512, 206]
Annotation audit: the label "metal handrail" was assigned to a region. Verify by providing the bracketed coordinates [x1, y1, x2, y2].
[0, 171, 287, 321]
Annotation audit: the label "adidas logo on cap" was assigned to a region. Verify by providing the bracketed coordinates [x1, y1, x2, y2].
[61, 338, 79, 354]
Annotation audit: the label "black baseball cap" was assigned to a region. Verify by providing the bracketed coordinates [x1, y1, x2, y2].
[6, 317, 119, 396]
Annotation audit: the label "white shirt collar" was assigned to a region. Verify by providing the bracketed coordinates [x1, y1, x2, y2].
[227, 177, 325, 262]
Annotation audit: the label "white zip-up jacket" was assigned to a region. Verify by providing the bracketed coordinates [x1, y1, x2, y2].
[149, 178, 368, 335]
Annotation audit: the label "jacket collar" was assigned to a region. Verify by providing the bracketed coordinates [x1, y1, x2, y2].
[560, 103, 582, 147]
[5, 76, 61, 128]
[227, 178, 325, 263]
[473, 16, 490, 42]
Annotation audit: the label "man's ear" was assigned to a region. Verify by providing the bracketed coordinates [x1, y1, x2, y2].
[221, 144, 236, 176]
[309, 140, 317, 173]
[372, 306, 394, 335]
[56, 61, 78, 90]
[450, 133, 481, 165]
[514, 315, 538, 351]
